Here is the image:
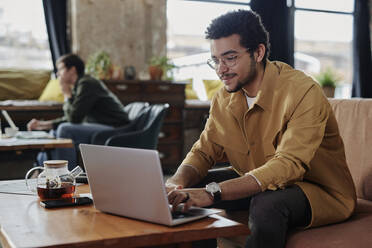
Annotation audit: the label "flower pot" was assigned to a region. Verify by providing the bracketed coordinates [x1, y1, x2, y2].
[322, 86, 335, 98]
[148, 66, 163, 80]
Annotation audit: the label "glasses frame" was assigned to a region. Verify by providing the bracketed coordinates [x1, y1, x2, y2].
[207, 49, 251, 70]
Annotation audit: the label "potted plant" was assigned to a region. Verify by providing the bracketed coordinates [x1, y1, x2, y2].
[85, 51, 112, 80]
[315, 67, 341, 98]
[148, 56, 176, 81]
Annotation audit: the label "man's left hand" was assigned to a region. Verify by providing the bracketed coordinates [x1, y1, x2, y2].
[168, 188, 213, 212]
[60, 81, 73, 98]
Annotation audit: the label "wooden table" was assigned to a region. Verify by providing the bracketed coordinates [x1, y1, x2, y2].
[0, 102, 63, 131]
[0, 138, 73, 151]
[0, 138, 74, 180]
[0, 183, 250, 248]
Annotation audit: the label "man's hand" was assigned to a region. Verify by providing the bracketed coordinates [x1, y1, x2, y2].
[165, 164, 202, 193]
[27, 119, 52, 131]
[27, 118, 40, 131]
[168, 188, 213, 212]
[59, 80, 73, 98]
[165, 181, 183, 193]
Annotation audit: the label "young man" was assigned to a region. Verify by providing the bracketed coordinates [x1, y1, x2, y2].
[27, 54, 129, 169]
[166, 10, 356, 248]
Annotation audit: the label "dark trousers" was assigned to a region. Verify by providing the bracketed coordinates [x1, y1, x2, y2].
[192, 167, 312, 248]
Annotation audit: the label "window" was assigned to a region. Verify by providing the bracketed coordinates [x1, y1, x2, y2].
[0, 0, 53, 70]
[167, 0, 250, 100]
[292, 0, 354, 98]
[167, 0, 355, 99]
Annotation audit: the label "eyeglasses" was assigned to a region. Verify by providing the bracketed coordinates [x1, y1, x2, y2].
[207, 49, 250, 70]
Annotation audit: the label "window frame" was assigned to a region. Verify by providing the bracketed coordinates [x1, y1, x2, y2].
[288, 0, 355, 68]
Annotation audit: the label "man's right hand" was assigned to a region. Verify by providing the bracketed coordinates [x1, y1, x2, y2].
[165, 164, 202, 193]
[27, 118, 39, 131]
[165, 181, 183, 193]
[27, 119, 52, 131]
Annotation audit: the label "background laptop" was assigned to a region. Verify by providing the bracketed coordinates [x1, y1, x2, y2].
[80, 144, 220, 226]
[1, 110, 52, 139]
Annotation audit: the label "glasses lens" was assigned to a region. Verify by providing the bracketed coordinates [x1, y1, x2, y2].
[224, 56, 238, 68]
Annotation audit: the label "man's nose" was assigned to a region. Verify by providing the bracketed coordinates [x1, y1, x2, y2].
[216, 62, 228, 75]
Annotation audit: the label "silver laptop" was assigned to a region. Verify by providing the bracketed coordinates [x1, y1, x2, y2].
[1, 110, 52, 139]
[79, 144, 220, 226]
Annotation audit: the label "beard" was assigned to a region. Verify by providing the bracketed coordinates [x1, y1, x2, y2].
[225, 58, 257, 93]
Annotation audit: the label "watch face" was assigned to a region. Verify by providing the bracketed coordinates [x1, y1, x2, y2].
[206, 182, 219, 193]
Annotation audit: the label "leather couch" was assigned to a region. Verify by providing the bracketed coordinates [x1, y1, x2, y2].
[218, 98, 372, 248]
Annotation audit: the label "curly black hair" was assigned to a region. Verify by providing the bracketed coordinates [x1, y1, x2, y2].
[57, 53, 85, 78]
[205, 10, 270, 63]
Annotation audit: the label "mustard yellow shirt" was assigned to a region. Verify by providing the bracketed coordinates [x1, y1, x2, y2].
[182, 61, 356, 227]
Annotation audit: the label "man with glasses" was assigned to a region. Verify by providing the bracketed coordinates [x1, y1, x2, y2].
[166, 10, 355, 248]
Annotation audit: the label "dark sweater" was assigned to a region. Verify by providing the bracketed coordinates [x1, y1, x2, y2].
[52, 75, 129, 128]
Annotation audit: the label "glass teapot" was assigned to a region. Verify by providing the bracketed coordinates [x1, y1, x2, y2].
[25, 160, 83, 200]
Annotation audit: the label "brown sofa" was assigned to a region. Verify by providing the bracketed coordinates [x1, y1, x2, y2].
[0, 69, 51, 100]
[218, 98, 372, 248]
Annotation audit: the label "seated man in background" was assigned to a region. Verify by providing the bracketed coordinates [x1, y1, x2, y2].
[27, 53, 129, 169]
[166, 10, 356, 248]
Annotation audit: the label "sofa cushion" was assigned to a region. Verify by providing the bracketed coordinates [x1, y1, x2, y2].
[328, 99, 372, 201]
[286, 199, 372, 248]
[38, 78, 64, 103]
[185, 79, 199, 100]
[203, 79, 224, 100]
[0, 69, 51, 100]
[218, 199, 372, 248]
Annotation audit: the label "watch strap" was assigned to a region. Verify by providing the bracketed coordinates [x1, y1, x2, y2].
[212, 189, 221, 203]
[206, 182, 222, 203]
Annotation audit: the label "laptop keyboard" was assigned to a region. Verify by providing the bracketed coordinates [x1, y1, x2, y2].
[171, 210, 196, 219]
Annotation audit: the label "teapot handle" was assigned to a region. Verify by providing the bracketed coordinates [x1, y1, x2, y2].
[70, 166, 84, 179]
[25, 166, 44, 193]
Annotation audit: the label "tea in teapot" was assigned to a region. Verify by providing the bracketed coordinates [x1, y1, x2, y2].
[25, 160, 83, 200]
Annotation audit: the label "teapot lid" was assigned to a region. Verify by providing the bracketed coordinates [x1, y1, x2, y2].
[43, 160, 68, 168]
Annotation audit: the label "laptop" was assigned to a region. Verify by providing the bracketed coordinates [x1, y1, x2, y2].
[79, 144, 221, 226]
[1, 110, 52, 139]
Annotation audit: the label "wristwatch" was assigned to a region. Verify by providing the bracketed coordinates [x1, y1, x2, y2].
[205, 182, 222, 203]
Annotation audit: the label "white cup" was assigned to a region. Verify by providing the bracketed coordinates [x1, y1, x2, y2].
[5, 127, 19, 137]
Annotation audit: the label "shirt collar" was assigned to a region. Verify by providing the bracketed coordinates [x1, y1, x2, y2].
[226, 60, 280, 114]
[251, 60, 282, 112]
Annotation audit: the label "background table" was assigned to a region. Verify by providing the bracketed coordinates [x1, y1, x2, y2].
[0, 137, 73, 151]
[0, 102, 63, 131]
[0, 138, 73, 180]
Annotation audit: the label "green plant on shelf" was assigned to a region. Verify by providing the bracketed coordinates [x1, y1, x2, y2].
[315, 67, 342, 88]
[149, 56, 177, 81]
[85, 51, 112, 80]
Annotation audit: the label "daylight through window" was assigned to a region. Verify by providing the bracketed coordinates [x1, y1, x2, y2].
[293, 0, 354, 98]
[0, 0, 52, 70]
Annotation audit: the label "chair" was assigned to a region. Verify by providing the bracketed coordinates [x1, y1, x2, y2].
[91, 103, 169, 150]
[123, 101, 149, 121]
[90, 101, 149, 145]
[36, 102, 150, 168]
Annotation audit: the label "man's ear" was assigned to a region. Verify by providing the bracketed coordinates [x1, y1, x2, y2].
[255, 44, 266, 63]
